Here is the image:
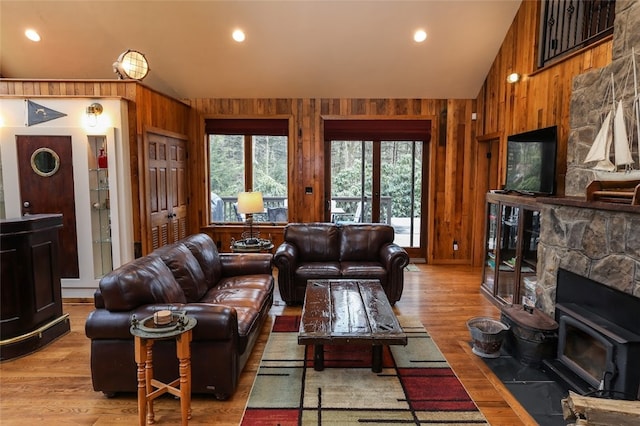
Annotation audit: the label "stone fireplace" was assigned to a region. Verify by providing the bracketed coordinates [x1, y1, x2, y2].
[532, 0, 640, 399]
[536, 0, 640, 318]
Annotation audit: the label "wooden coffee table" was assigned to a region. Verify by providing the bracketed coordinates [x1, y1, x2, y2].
[298, 279, 407, 373]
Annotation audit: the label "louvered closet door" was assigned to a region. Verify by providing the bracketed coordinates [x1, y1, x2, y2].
[147, 131, 188, 251]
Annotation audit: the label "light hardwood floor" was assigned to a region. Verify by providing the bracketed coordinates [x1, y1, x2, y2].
[0, 265, 537, 425]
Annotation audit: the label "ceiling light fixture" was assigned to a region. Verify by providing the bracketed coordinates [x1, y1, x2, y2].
[232, 29, 246, 43]
[506, 72, 520, 83]
[25, 29, 41, 42]
[414, 30, 427, 43]
[113, 49, 150, 80]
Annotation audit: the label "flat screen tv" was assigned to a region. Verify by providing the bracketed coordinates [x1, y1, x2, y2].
[504, 126, 558, 195]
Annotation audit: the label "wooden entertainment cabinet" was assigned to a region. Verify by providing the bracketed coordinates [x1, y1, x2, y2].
[481, 193, 541, 307]
[0, 214, 70, 360]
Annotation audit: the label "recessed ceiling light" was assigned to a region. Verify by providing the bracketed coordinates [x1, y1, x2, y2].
[232, 29, 246, 43]
[414, 30, 427, 43]
[25, 29, 41, 42]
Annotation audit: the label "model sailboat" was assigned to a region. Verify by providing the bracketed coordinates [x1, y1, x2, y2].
[584, 76, 635, 171]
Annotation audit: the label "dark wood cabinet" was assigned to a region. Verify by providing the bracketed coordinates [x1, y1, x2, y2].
[0, 214, 70, 360]
[481, 193, 541, 307]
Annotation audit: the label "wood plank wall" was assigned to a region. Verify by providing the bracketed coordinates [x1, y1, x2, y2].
[476, 1, 613, 190]
[187, 98, 477, 263]
[0, 80, 193, 256]
[471, 0, 613, 266]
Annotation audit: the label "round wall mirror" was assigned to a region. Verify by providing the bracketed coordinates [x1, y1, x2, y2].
[31, 147, 60, 177]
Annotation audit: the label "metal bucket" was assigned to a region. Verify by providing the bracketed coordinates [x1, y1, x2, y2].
[467, 317, 510, 358]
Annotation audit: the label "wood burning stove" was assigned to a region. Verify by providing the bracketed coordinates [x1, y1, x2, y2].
[544, 269, 640, 400]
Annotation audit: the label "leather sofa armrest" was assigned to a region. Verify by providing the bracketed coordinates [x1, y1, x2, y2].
[273, 241, 298, 269]
[379, 243, 410, 305]
[378, 243, 410, 270]
[272, 242, 298, 304]
[219, 253, 273, 277]
[93, 289, 106, 309]
[85, 303, 238, 341]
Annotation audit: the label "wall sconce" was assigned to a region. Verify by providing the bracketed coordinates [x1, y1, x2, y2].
[86, 103, 103, 127]
[506, 72, 521, 84]
[113, 49, 150, 80]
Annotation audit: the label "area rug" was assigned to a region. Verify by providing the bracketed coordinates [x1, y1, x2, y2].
[405, 263, 420, 272]
[241, 315, 488, 425]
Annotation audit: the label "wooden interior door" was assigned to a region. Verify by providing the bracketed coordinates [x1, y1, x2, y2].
[16, 135, 80, 278]
[147, 131, 188, 251]
[168, 136, 188, 243]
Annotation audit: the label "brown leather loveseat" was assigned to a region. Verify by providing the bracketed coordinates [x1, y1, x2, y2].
[84, 233, 273, 400]
[273, 223, 409, 305]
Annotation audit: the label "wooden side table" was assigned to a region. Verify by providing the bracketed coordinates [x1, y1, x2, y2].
[130, 313, 197, 425]
[230, 237, 274, 253]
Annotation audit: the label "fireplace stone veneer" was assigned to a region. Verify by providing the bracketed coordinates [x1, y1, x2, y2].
[536, 201, 640, 318]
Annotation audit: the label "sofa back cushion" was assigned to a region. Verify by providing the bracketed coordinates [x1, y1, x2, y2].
[284, 223, 339, 262]
[181, 233, 222, 289]
[99, 255, 186, 311]
[339, 224, 395, 261]
[154, 242, 208, 302]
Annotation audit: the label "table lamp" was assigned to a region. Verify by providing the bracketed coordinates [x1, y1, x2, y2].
[237, 191, 264, 244]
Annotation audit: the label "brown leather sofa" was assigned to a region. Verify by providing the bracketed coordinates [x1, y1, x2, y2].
[84, 233, 273, 400]
[273, 223, 409, 305]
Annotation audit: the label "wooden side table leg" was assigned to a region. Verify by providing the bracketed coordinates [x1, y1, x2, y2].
[134, 337, 148, 426]
[176, 330, 193, 425]
[145, 340, 155, 424]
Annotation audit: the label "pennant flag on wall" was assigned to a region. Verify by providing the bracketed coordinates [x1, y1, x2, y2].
[26, 100, 67, 126]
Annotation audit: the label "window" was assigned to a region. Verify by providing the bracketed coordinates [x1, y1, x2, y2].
[324, 119, 430, 255]
[206, 119, 288, 223]
[540, 0, 615, 67]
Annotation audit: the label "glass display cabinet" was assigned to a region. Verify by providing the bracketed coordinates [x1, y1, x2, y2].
[481, 193, 541, 306]
[88, 135, 113, 278]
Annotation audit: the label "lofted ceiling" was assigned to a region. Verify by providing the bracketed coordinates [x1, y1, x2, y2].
[0, 0, 522, 100]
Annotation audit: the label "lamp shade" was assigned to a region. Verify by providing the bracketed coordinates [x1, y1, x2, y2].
[237, 191, 264, 214]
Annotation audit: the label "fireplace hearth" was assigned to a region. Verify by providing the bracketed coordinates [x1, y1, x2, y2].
[543, 269, 640, 400]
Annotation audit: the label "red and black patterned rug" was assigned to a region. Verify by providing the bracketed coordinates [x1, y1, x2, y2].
[241, 315, 488, 425]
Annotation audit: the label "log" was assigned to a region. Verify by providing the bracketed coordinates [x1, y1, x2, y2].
[562, 391, 640, 425]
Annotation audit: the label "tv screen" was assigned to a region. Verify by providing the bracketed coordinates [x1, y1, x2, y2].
[504, 126, 557, 195]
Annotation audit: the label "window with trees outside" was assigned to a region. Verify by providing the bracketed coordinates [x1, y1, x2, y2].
[206, 119, 288, 224]
[324, 119, 430, 252]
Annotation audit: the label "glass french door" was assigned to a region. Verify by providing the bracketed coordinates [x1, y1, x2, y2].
[328, 139, 424, 254]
